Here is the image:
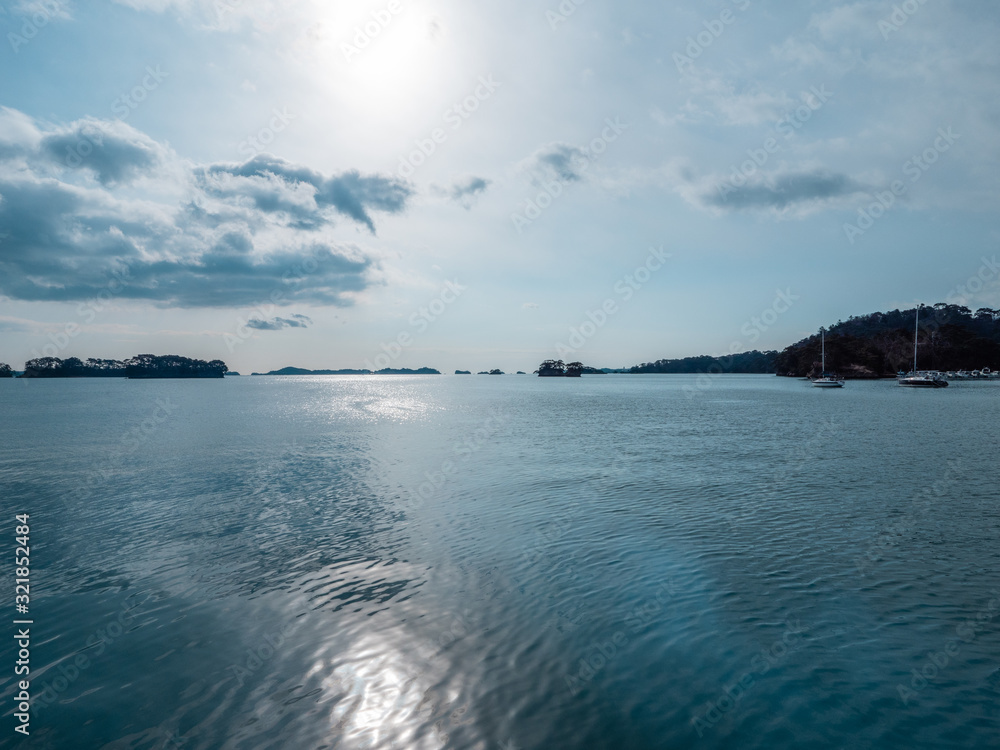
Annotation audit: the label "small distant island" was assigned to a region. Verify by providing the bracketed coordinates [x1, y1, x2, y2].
[251, 366, 441, 376]
[537, 360, 585, 377]
[5, 304, 995, 385]
[16, 355, 228, 379]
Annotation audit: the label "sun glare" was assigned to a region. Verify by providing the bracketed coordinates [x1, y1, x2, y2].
[311, 5, 455, 123]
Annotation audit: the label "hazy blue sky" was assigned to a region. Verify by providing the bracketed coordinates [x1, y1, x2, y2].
[1, 0, 998, 373]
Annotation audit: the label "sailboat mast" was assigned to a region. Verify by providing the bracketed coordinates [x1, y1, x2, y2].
[821, 329, 826, 371]
[914, 306, 919, 372]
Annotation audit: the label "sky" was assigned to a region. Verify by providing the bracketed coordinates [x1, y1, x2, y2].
[1, 0, 999, 374]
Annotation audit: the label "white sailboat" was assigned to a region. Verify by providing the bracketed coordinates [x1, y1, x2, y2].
[898, 306, 948, 388]
[812, 329, 844, 388]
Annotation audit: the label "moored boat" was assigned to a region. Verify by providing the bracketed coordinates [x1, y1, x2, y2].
[899, 371, 949, 388]
[898, 306, 948, 388]
[812, 329, 844, 388]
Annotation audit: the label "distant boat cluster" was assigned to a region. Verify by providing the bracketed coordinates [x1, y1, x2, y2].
[897, 369, 997, 388]
[940, 369, 998, 380]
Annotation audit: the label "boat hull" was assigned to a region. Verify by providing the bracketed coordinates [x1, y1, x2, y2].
[898, 379, 948, 388]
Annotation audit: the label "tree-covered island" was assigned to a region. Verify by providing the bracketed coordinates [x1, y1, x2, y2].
[536, 360, 587, 376]
[19, 355, 228, 379]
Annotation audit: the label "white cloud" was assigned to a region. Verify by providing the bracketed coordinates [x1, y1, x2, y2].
[0, 108, 413, 308]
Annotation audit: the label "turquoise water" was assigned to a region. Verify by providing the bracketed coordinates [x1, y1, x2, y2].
[1, 374, 998, 749]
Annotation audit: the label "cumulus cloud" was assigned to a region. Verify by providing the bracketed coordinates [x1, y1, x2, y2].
[693, 168, 868, 214]
[0, 108, 412, 308]
[246, 313, 312, 330]
[522, 143, 590, 184]
[437, 176, 491, 209]
[39, 119, 167, 186]
[199, 155, 410, 233]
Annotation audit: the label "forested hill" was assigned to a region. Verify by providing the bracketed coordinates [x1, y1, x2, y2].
[773, 304, 1000, 378]
[629, 350, 779, 374]
[19, 355, 228, 378]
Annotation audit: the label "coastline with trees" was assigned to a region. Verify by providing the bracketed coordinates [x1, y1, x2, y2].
[772, 304, 1000, 378]
[2, 305, 997, 383]
[16, 355, 229, 379]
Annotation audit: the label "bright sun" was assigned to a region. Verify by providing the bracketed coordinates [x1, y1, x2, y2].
[306, 3, 458, 123]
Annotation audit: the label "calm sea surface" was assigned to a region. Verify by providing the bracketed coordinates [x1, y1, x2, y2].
[1, 374, 999, 749]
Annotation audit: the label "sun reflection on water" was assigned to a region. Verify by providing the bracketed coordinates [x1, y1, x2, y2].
[322, 628, 454, 749]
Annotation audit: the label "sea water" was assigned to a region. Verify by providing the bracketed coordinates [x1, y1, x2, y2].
[1, 374, 998, 749]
